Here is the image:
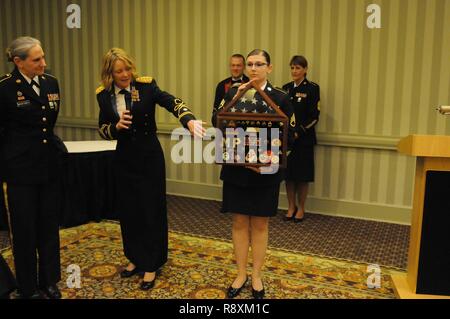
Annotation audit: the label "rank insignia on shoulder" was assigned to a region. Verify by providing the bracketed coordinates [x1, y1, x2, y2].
[136, 76, 153, 84]
[0, 73, 12, 83]
[44, 73, 57, 79]
[96, 85, 105, 95]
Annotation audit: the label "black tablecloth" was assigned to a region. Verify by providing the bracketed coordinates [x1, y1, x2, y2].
[0, 150, 118, 230]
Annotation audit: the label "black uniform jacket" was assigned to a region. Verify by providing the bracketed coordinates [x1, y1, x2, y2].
[0, 68, 66, 184]
[97, 77, 196, 154]
[212, 74, 249, 122]
[282, 78, 320, 146]
[212, 82, 296, 187]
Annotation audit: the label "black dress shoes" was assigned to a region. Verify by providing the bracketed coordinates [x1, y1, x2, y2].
[252, 287, 265, 299]
[251, 279, 265, 299]
[120, 267, 143, 278]
[41, 285, 62, 299]
[283, 207, 298, 222]
[293, 211, 305, 223]
[18, 291, 43, 299]
[227, 277, 248, 299]
[140, 278, 156, 291]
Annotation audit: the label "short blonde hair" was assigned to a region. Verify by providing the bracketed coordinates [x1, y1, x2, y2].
[100, 48, 138, 90]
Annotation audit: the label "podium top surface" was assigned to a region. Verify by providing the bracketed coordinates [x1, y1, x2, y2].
[397, 135, 450, 157]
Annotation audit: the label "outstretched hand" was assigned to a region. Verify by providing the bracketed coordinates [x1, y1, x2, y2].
[187, 120, 206, 139]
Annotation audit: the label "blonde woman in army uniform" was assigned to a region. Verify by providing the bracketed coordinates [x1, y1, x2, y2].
[96, 48, 204, 290]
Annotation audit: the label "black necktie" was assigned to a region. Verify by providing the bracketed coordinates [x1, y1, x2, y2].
[30, 79, 40, 88]
[30, 79, 40, 95]
[119, 89, 132, 111]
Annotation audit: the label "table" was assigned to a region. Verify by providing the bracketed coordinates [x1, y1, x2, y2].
[1, 140, 119, 229]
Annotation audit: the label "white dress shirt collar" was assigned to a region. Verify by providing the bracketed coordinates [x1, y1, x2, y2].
[19, 71, 39, 85]
[114, 84, 131, 95]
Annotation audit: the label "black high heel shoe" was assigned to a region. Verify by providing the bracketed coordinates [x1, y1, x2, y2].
[227, 277, 248, 298]
[293, 210, 305, 223]
[252, 282, 265, 299]
[140, 273, 157, 290]
[120, 267, 143, 278]
[283, 206, 298, 221]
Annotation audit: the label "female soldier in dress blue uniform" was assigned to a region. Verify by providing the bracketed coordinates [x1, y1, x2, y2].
[0, 37, 65, 299]
[96, 48, 204, 290]
[213, 49, 295, 299]
[282, 56, 320, 222]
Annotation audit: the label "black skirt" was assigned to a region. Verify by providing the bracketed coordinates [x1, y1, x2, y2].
[114, 141, 168, 272]
[285, 143, 315, 182]
[221, 182, 280, 217]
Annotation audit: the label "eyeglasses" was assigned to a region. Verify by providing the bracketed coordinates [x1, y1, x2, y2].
[246, 62, 267, 69]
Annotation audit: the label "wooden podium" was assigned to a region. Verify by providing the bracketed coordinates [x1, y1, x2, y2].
[392, 135, 450, 298]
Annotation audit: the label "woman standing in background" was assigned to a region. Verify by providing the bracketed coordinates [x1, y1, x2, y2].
[283, 55, 320, 222]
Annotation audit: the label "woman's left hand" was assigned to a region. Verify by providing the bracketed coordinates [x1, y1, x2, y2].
[245, 165, 277, 175]
[187, 120, 206, 139]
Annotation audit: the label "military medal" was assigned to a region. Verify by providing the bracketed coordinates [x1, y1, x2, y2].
[271, 138, 281, 147]
[245, 149, 257, 163]
[17, 91, 25, 101]
[131, 89, 140, 102]
[271, 155, 279, 164]
[259, 151, 272, 164]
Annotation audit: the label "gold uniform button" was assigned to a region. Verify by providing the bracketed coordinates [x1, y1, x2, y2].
[43, 139, 48, 144]
[42, 106, 46, 110]
[42, 117, 47, 122]
[43, 128, 47, 132]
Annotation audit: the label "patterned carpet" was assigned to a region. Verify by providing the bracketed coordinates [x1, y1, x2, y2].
[1, 222, 398, 299]
[0, 195, 410, 270]
[166, 195, 409, 270]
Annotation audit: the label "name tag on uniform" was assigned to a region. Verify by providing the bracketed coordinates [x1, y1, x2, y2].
[296, 93, 307, 98]
[16, 100, 31, 108]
